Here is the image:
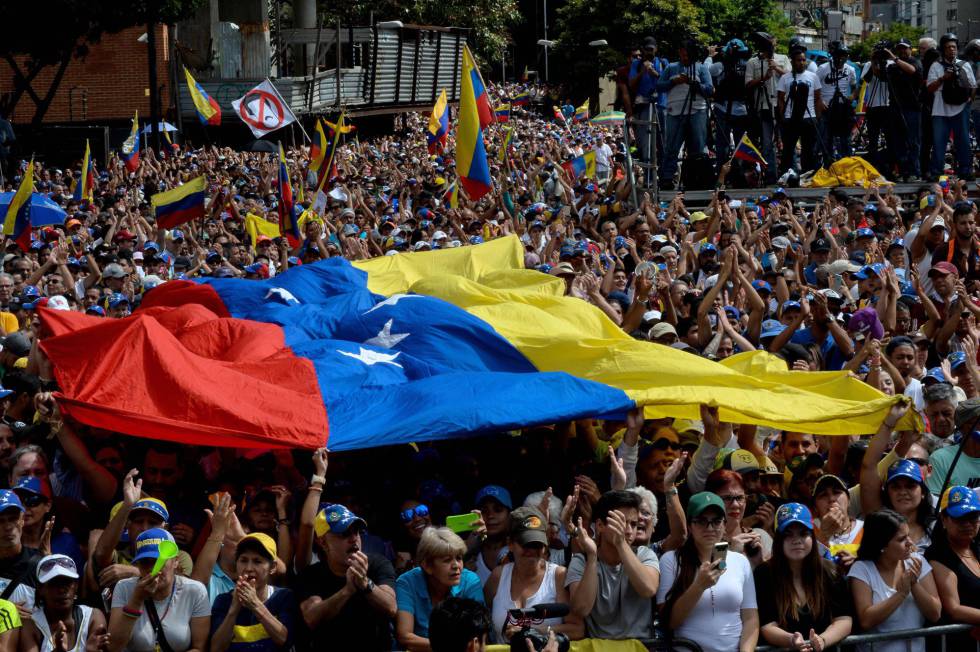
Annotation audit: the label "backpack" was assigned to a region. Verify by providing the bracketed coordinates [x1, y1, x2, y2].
[940, 61, 971, 105]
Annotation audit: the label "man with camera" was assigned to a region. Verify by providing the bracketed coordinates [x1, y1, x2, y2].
[745, 32, 790, 184]
[629, 36, 669, 185]
[861, 41, 898, 178]
[816, 42, 857, 163]
[925, 33, 977, 180]
[709, 39, 751, 166]
[886, 38, 925, 181]
[776, 47, 822, 175]
[655, 38, 714, 190]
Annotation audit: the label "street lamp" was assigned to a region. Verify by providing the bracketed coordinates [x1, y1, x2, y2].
[538, 39, 554, 81]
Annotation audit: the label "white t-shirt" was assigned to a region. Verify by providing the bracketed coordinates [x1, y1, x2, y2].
[860, 62, 893, 108]
[656, 550, 757, 652]
[904, 377, 925, 412]
[111, 576, 210, 652]
[777, 70, 820, 119]
[927, 60, 977, 117]
[816, 62, 856, 104]
[595, 143, 613, 171]
[847, 555, 933, 652]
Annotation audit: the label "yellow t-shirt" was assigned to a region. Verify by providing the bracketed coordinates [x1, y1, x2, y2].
[0, 598, 22, 633]
[0, 312, 18, 335]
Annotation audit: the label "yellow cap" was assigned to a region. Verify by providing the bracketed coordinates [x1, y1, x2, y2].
[690, 211, 709, 222]
[237, 532, 277, 560]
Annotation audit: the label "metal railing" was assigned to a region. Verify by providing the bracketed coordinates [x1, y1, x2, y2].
[754, 623, 974, 652]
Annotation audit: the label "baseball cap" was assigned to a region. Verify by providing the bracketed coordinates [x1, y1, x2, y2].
[775, 503, 814, 533]
[812, 473, 847, 496]
[86, 306, 106, 317]
[847, 307, 885, 340]
[552, 262, 576, 277]
[108, 293, 130, 309]
[690, 211, 709, 223]
[772, 236, 791, 250]
[46, 295, 70, 311]
[940, 486, 980, 517]
[13, 477, 52, 500]
[132, 528, 175, 563]
[314, 504, 367, 537]
[854, 263, 884, 280]
[752, 280, 772, 294]
[0, 490, 24, 513]
[924, 367, 948, 384]
[102, 263, 127, 279]
[811, 238, 831, 252]
[650, 322, 678, 339]
[929, 262, 959, 278]
[130, 498, 169, 522]
[142, 242, 160, 253]
[855, 227, 876, 239]
[36, 554, 79, 584]
[781, 300, 802, 314]
[786, 453, 824, 484]
[236, 532, 277, 560]
[509, 506, 548, 546]
[761, 456, 782, 476]
[723, 449, 761, 474]
[761, 319, 786, 339]
[686, 491, 726, 519]
[0, 333, 31, 357]
[476, 485, 513, 510]
[949, 351, 969, 371]
[887, 459, 924, 485]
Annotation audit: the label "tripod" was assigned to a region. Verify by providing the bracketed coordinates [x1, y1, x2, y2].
[748, 53, 780, 183]
[673, 61, 705, 190]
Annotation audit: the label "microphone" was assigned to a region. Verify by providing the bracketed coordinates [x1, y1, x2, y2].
[527, 603, 570, 619]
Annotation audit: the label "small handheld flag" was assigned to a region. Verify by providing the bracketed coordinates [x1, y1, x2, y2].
[573, 100, 590, 122]
[310, 119, 327, 174]
[458, 47, 493, 201]
[122, 112, 140, 173]
[733, 134, 767, 168]
[184, 67, 221, 126]
[4, 160, 34, 252]
[498, 127, 513, 164]
[428, 89, 450, 154]
[561, 151, 597, 180]
[511, 90, 530, 106]
[494, 104, 511, 123]
[151, 176, 207, 229]
[278, 143, 300, 246]
[72, 141, 95, 204]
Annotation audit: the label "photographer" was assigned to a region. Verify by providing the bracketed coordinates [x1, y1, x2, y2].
[886, 38, 925, 181]
[745, 32, 790, 183]
[656, 38, 714, 190]
[629, 36, 669, 184]
[709, 39, 751, 165]
[925, 33, 977, 180]
[777, 47, 822, 175]
[861, 41, 898, 178]
[816, 42, 857, 163]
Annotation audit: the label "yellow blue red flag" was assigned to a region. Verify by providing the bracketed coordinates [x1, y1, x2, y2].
[498, 127, 513, 163]
[4, 160, 33, 251]
[458, 47, 492, 201]
[278, 143, 299, 246]
[151, 176, 207, 229]
[184, 66, 221, 125]
[573, 99, 590, 122]
[122, 112, 140, 172]
[310, 119, 327, 174]
[733, 134, 767, 168]
[561, 151, 596, 180]
[71, 141, 94, 204]
[427, 89, 450, 154]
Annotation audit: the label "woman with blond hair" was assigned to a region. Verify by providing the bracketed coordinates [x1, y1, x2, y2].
[396, 527, 483, 651]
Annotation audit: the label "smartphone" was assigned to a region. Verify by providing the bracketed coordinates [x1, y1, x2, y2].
[446, 513, 480, 534]
[712, 542, 729, 570]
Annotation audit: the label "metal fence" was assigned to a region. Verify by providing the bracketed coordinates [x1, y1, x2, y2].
[753, 623, 975, 652]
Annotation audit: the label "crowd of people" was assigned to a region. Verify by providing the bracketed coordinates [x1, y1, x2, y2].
[617, 32, 980, 189]
[0, 43, 978, 652]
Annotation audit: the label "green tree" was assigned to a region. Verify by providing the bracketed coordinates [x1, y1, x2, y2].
[1, 0, 203, 126]
[316, 0, 521, 62]
[696, 0, 793, 48]
[849, 24, 926, 62]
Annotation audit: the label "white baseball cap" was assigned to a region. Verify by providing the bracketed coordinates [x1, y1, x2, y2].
[37, 554, 79, 584]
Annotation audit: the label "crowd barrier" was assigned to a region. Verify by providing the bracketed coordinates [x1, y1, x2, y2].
[753, 623, 974, 652]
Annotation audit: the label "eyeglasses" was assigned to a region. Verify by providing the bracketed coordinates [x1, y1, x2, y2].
[691, 517, 725, 528]
[400, 504, 430, 524]
[719, 494, 747, 504]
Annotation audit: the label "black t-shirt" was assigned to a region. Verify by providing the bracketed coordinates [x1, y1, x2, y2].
[931, 240, 980, 284]
[0, 546, 41, 596]
[886, 57, 924, 110]
[754, 561, 850, 637]
[294, 554, 397, 650]
[925, 538, 980, 609]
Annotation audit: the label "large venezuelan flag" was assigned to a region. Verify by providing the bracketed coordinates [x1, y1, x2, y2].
[122, 112, 140, 173]
[427, 89, 450, 154]
[458, 48, 492, 200]
[151, 176, 207, 229]
[3, 160, 34, 252]
[184, 66, 221, 126]
[39, 237, 915, 451]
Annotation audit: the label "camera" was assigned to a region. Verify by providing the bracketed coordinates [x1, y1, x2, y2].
[510, 629, 570, 652]
[872, 40, 892, 61]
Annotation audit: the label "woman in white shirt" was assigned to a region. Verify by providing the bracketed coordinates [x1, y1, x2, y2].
[849, 509, 941, 652]
[483, 507, 581, 644]
[657, 492, 758, 652]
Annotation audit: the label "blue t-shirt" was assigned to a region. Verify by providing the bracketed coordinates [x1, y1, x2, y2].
[210, 586, 297, 652]
[790, 328, 847, 370]
[395, 567, 483, 638]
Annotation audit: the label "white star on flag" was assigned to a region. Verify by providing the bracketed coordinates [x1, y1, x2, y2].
[338, 347, 404, 368]
[363, 319, 410, 349]
[364, 293, 422, 314]
[265, 288, 300, 305]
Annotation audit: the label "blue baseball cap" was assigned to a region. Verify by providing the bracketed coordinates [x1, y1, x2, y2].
[949, 351, 968, 371]
[924, 367, 948, 384]
[142, 241, 160, 253]
[0, 490, 24, 513]
[20, 286, 40, 300]
[700, 243, 718, 255]
[0, 385, 11, 400]
[761, 319, 786, 339]
[781, 300, 802, 314]
[131, 498, 169, 522]
[171, 229, 185, 241]
[314, 503, 367, 537]
[559, 244, 576, 259]
[108, 293, 130, 309]
[132, 528, 175, 563]
[854, 263, 885, 280]
[475, 485, 513, 510]
[775, 502, 813, 532]
[724, 305, 741, 320]
[752, 280, 772, 294]
[887, 238, 906, 252]
[529, 220, 545, 231]
[536, 264, 552, 274]
[941, 486, 980, 518]
[13, 477, 51, 499]
[469, 235, 484, 245]
[614, 235, 627, 250]
[849, 250, 867, 265]
[887, 459, 924, 485]
[85, 306, 106, 317]
[855, 228, 876, 239]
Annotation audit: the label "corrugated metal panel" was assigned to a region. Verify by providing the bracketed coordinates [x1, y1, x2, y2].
[216, 22, 242, 78]
[415, 31, 437, 104]
[239, 22, 270, 78]
[371, 30, 401, 105]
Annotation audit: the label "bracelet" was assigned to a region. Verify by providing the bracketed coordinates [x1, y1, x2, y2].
[277, 518, 290, 526]
[665, 487, 679, 497]
[121, 605, 143, 618]
[310, 474, 326, 486]
[206, 538, 223, 545]
[308, 485, 323, 492]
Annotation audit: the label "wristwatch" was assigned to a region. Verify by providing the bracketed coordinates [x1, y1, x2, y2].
[360, 579, 375, 594]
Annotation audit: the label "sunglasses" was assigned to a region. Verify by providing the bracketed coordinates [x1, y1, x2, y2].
[651, 438, 681, 451]
[39, 555, 76, 577]
[692, 517, 725, 528]
[19, 494, 47, 508]
[400, 504, 430, 524]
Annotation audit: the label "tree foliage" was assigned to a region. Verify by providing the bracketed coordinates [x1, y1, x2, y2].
[316, 0, 522, 62]
[848, 24, 927, 62]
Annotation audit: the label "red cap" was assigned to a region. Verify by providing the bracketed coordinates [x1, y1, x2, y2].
[113, 230, 137, 242]
[929, 262, 959, 278]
